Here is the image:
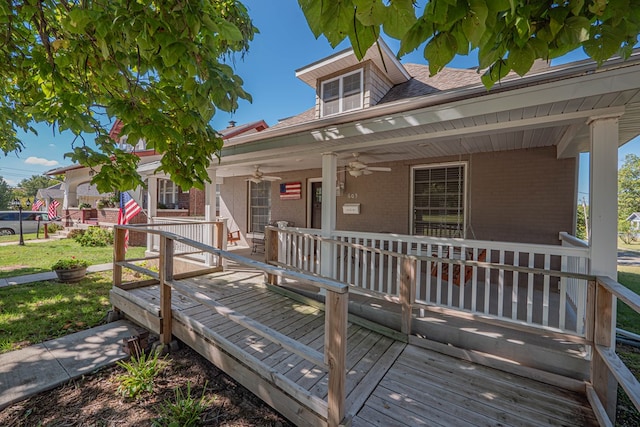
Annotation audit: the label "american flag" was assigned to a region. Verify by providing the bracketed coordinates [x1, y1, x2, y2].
[48, 197, 60, 219]
[32, 198, 45, 211]
[279, 182, 301, 200]
[118, 192, 142, 252]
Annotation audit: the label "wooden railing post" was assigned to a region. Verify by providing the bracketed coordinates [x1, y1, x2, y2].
[113, 226, 126, 288]
[400, 256, 416, 335]
[326, 290, 347, 427]
[159, 235, 174, 345]
[265, 227, 279, 285]
[591, 278, 617, 422]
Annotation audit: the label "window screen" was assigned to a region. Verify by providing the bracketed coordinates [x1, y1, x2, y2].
[321, 70, 362, 117]
[249, 181, 271, 232]
[412, 164, 465, 238]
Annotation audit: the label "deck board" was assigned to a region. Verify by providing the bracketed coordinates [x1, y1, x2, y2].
[117, 269, 598, 427]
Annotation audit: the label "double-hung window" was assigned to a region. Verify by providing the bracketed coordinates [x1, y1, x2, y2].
[249, 181, 271, 232]
[412, 163, 466, 238]
[321, 70, 363, 117]
[159, 179, 178, 207]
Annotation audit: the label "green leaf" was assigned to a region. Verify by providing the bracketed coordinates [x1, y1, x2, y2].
[354, 0, 386, 27]
[557, 16, 591, 46]
[481, 59, 510, 89]
[424, 32, 457, 75]
[399, 17, 434, 56]
[508, 43, 535, 76]
[462, 0, 488, 47]
[583, 24, 627, 64]
[217, 20, 243, 41]
[382, 0, 417, 39]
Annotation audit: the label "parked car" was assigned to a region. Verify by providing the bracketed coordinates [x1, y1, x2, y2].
[0, 211, 50, 235]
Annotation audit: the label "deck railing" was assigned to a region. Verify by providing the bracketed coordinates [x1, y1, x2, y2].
[114, 224, 349, 427]
[271, 227, 591, 336]
[147, 218, 225, 266]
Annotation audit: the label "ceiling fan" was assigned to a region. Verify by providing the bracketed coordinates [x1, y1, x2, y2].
[246, 165, 282, 184]
[341, 153, 391, 177]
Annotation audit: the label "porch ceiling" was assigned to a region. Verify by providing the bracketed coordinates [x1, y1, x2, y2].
[215, 56, 640, 178]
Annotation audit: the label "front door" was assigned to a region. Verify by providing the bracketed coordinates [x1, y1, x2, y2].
[310, 181, 322, 229]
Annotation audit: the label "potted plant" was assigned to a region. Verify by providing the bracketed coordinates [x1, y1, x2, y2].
[51, 257, 90, 283]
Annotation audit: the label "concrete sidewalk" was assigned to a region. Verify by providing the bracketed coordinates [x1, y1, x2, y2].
[0, 263, 113, 288]
[0, 320, 141, 410]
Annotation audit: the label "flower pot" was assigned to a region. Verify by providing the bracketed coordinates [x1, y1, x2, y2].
[54, 266, 87, 283]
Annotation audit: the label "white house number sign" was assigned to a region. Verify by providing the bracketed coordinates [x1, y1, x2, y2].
[347, 193, 358, 199]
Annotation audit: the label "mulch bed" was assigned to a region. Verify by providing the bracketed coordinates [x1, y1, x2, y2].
[0, 344, 294, 426]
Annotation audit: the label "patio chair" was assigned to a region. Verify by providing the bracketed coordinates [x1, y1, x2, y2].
[431, 247, 487, 285]
[227, 230, 241, 245]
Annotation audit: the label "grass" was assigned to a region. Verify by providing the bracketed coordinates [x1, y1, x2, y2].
[0, 272, 114, 353]
[0, 239, 146, 278]
[0, 232, 41, 244]
[618, 265, 640, 335]
[618, 238, 640, 253]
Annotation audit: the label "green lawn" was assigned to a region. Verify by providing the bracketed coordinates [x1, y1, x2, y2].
[618, 265, 640, 335]
[0, 232, 42, 244]
[618, 238, 640, 253]
[0, 272, 114, 353]
[0, 239, 146, 278]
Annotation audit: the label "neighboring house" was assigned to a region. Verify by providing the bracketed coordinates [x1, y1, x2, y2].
[628, 212, 640, 232]
[35, 182, 109, 218]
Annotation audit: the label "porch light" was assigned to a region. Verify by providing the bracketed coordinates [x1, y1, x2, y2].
[349, 169, 364, 177]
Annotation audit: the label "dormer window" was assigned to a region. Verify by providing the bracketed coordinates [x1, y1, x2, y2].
[321, 70, 363, 117]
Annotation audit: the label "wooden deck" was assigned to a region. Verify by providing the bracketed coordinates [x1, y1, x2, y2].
[110, 265, 598, 426]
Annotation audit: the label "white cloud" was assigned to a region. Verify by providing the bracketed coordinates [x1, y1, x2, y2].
[25, 157, 59, 167]
[48, 144, 55, 147]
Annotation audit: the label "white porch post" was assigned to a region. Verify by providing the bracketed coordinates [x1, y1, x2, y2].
[146, 177, 158, 254]
[588, 113, 620, 421]
[63, 183, 78, 209]
[320, 152, 337, 280]
[204, 168, 223, 266]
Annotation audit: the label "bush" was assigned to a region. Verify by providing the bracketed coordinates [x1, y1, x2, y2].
[73, 227, 113, 247]
[116, 350, 165, 399]
[67, 228, 85, 240]
[78, 202, 92, 209]
[153, 382, 212, 427]
[46, 222, 64, 233]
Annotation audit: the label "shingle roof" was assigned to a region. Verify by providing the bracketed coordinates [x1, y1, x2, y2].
[379, 64, 483, 103]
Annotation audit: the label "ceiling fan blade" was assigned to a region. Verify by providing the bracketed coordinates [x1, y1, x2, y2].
[367, 167, 392, 172]
[350, 161, 367, 169]
[262, 176, 282, 181]
[246, 178, 262, 184]
[363, 169, 373, 175]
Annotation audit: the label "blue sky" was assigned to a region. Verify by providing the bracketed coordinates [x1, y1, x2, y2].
[0, 0, 637, 199]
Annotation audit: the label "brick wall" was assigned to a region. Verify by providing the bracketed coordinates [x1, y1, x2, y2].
[96, 208, 147, 247]
[220, 147, 576, 246]
[189, 189, 205, 216]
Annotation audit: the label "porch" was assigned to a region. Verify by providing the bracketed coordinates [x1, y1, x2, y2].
[110, 222, 640, 426]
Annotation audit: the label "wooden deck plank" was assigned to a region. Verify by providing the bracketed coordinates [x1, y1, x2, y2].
[399, 344, 596, 418]
[344, 341, 406, 418]
[112, 268, 598, 427]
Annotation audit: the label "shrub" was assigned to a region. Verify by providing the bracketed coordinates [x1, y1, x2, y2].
[153, 382, 212, 427]
[51, 257, 89, 270]
[116, 350, 165, 399]
[46, 222, 64, 233]
[67, 228, 85, 240]
[73, 227, 113, 247]
[78, 202, 92, 209]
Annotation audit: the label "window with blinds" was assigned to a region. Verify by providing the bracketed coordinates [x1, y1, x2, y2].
[321, 69, 363, 117]
[249, 181, 271, 232]
[412, 163, 466, 238]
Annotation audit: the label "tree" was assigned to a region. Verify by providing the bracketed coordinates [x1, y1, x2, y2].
[298, 0, 640, 88]
[619, 153, 640, 220]
[19, 175, 59, 199]
[1, 0, 256, 193]
[0, 177, 11, 209]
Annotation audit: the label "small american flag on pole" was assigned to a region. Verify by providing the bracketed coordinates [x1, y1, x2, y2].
[118, 192, 142, 252]
[48, 197, 60, 219]
[32, 198, 45, 211]
[279, 182, 301, 200]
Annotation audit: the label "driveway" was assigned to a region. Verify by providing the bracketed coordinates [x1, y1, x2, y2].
[618, 249, 640, 266]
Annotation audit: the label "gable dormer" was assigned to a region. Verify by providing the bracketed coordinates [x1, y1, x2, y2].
[295, 39, 410, 119]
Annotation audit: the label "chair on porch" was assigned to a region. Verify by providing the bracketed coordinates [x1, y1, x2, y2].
[251, 220, 294, 254]
[227, 230, 241, 246]
[431, 247, 487, 285]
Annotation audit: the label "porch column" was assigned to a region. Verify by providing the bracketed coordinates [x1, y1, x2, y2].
[146, 177, 158, 254]
[63, 182, 78, 209]
[204, 168, 223, 266]
[588, 113, 621, 421]
[320, 152, 337, 279]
